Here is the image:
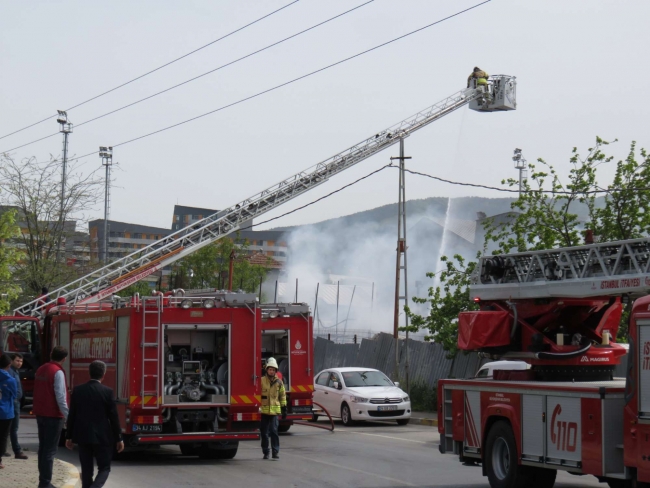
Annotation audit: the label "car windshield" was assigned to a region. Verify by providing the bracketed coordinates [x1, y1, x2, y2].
[341, 371, 393, 387]
[1, 319, 36, 353]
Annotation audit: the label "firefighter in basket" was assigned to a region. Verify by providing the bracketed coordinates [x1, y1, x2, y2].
[260, 357, 287, 460]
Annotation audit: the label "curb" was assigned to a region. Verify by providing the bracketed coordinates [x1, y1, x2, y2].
[412, 417, 438, 427]
[57, 459, 81, 488]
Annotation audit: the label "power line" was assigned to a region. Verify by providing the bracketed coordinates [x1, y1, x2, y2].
[0, 1, 299, 142]
[398, 166, 650, 195]
[37, 0, 492, 165]
[0, 0, 374, 154]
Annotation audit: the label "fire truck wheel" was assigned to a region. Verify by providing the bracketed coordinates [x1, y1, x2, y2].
[179, 444, 199, 456]
[341, 403, 354, 427]
[278, 424, 291, 433]
[198, 442, 239, 460]
[309, 413, 319, 422]
[606, 479, 632, 488]
[485, 420, 530, 488]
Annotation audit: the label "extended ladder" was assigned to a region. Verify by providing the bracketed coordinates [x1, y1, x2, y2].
[140, 295, 162, 409]
[472, 237, 650, 300]
[15, 75, 516, 317]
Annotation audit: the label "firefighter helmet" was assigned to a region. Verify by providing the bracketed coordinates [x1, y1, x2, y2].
[265, 357, 279, 370]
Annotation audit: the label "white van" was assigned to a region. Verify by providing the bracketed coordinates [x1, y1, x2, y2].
[475, 360, 530, 379]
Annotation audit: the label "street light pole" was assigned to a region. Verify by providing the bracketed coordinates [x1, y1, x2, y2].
[56, 110, 72, 262]
[99, 147, 113, 263]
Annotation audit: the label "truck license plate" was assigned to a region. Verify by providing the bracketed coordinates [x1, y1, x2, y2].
[132, 424, 162, 433]
[377, 406, 398, 411]
[291, 406, 312, 414]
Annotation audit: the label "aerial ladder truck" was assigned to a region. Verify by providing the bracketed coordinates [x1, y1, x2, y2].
[438, 238, 650, 488]
[0, 75, 516, 457]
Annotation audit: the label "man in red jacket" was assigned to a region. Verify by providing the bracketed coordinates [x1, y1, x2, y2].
[33, 346, 69, 488]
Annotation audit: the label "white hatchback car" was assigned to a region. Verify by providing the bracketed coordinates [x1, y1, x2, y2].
[312, 367, 412, 426]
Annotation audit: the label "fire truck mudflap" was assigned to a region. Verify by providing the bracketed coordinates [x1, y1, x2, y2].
[439, 379, 626, 488]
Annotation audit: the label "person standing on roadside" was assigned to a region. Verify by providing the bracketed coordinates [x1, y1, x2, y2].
[66, 360, 123, 488]
[33, 346, 69, 488]
[0, 354, 17, 470]
[259, 357, 286, 460]
[4, 353, 28, 459]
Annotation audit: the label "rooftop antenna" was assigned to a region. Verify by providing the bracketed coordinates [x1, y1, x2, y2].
[512, 148, 527, 196]
[99, 146, 113, 263]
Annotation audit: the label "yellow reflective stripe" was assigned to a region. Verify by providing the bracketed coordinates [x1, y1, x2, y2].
[297, 385, 307, 392]
[240, 395, 253, 404]
[230, 396, 238, 404]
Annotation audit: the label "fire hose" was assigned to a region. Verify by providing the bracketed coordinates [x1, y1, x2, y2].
[293, 402, 335, 432]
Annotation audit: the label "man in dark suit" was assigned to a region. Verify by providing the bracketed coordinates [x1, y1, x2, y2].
[65, 360, 124, 488]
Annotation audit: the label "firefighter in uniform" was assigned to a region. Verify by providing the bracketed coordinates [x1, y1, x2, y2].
[467, 67, 489, 90]
[260, 357, 286, 460]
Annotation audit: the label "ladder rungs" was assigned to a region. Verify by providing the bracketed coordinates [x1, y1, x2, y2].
[144, 358, 159, 362]
[142, 343, 159, 347]
[144, 374, 159, 378]
[142, 392, 159, 396]
[144, 326, 159, 330]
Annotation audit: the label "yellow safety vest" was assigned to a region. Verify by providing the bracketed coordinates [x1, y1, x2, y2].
[260, 375, 287, 415]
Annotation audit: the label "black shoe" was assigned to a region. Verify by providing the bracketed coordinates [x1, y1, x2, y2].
[263, 453, 269, 460]
[272, 451, 279, 460]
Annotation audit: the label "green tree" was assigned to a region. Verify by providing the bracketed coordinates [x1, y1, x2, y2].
[0, 207, 22, 313]
[177, 236, 271, 293]
[409, 138, 650, 350]
[404, 254, 479, 357]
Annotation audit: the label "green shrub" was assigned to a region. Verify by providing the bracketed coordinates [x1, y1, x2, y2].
[407, 381, 437, 412]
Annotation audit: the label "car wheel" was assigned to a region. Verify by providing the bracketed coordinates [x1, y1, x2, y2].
[341, 403, 354, 426]
[396, 419, 410, 426]
[485, 420, 531, 488]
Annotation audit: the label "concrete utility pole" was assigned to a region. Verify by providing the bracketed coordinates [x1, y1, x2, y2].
[390, 138, 411, 387]
[99, 147, 113, 263]
[513, 148, 527, 195]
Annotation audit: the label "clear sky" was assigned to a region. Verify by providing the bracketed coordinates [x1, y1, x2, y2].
[2, 0, 648, 230]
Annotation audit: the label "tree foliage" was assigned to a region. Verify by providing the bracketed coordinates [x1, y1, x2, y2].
[404, 254, 479, 357]
[175, 236, 271, 293]
[0, 155, 102, 304]
[0, 206, 22, 313]
[409, 138, 650, 350]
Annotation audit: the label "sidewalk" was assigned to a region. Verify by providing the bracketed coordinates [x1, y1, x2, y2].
[1, 455, 79, 488]
[4, 416, 81, 488]
[410, 411, 438, 427]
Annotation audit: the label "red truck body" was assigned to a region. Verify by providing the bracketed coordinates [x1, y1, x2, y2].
[0, 292, 314, 459]
[438, 294, 650, 488]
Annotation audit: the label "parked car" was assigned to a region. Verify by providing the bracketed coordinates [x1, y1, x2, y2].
[312, 367, 411, 426]
[474, 360, 530, 378]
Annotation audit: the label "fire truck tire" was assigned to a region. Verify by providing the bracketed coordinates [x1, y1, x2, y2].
[278, 424, 291, 433]
[485, 420, 530, 488]
[198, 441, 239, 460]
[528, 467, 556, 488]
[309, 413, 319, 422]
[341, 403, 355, 427]
[606, 479, 632, 488]
[180, 444, 199, 456]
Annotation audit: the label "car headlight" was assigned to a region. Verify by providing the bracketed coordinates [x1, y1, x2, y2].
[402, 396, 409, 402]
[351, 396, 369, 403]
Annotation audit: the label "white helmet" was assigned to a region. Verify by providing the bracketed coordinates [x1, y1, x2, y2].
[265, 357, 279, 370]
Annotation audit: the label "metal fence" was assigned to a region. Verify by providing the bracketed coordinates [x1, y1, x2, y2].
[313, 333, 484, 389]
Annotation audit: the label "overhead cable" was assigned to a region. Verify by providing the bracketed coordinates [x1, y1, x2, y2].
[0, 0, 374, 154]
[39, 0, 491, 165]
[0, 0, 299, 142]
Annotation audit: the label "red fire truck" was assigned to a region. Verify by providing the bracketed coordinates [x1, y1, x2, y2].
[438, 238, 650, 488]
[0, 290, 311, 458]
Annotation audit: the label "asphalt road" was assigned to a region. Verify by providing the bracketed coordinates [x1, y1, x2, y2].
[18, 419, 607, 488]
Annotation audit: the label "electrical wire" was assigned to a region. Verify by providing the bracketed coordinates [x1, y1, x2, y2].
[241, 164, 391, 231]
[398, 166, 650, 195]
[0, 0, 299, 142]
[0, 0, 374, 154]
[27, 0, 491, 165]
